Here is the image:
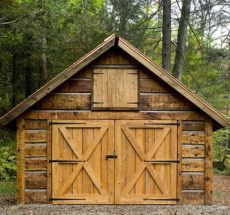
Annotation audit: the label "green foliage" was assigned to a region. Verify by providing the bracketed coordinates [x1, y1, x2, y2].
[213, 127, 230, 175]
[0, 180, 16, 195]
[0, 129, 16, 181]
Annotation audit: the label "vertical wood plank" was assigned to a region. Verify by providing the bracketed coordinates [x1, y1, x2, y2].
[107, 69, 116, 107]
[17, 117, 25, 205]
[51, 125, 60, 199]
[145, 128, 154, 195]
[93, 69, 102, 108]
[73, 128, 83, 194]
[93, 127, 101, 194]
[116, 69, 124, 107]
[115, 120, 122, 203]
[170, 126, 177, 199]
[46, 120, 51, 203]
[135, 128, 145, 194]
[83, 128, 94, 194]
[204, 119, 213, 205]
[107, 120, 115, 203]
[101, 69, 108, 107]
[177, 121, 182, 204]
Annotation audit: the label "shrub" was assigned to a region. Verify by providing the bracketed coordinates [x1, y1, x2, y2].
[0, 128, 16, 181]
[213, 126, 230, 175]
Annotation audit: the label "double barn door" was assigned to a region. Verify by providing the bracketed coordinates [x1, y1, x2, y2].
[51, 120, 178, 204]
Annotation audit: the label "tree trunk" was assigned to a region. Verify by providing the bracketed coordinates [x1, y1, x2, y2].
[25, 63, 32, 97]
[41, 35, 48, 84]
[172, 0, 192, 80]
[11, 54, 17, 107]
[162, 0, 171, 72]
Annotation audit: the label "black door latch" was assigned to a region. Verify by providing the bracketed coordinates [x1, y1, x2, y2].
[106, 154, 117, 159]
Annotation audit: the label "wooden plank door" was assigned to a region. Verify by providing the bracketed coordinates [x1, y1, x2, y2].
[51, 120, 114, 204]
[115, 120, 178, 204]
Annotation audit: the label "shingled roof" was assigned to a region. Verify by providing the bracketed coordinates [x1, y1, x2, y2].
[0, 34, 229, 128]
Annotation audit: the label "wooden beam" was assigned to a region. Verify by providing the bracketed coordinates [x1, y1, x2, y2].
[204, 119, 213, 205]
[47, 120, 51, 203]
[17, 117, 25, 205]
[177, 121, 182, 204]
[23, 111, 205, 121]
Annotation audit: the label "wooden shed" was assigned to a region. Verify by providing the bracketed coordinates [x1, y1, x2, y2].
[0, 34, 229, 205]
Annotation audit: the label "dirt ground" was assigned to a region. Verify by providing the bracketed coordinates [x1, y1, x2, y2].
[0, 175, 229, 215]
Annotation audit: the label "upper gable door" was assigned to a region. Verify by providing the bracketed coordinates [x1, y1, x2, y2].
[51, 120, 114, 204]
[115, 120, 178, 204]
[92, 68, 138, 109]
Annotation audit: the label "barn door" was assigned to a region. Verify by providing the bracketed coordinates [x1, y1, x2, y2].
[115, 120, 178, 204]
[51, 120, 114, 204]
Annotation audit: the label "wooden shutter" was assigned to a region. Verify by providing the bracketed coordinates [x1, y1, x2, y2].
[93, 68, 138, 109]
[115, 120, 178, 204]
[51, 120, 114, 204]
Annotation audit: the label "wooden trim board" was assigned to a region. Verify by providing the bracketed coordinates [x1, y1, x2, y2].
[17, 117, 25, 204]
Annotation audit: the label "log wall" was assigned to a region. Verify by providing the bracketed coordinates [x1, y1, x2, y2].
[17, 47, 211, 205]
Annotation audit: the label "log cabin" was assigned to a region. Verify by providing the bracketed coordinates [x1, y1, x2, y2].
[0, 34, 229, 205]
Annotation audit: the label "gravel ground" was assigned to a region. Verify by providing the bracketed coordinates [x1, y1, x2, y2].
[0, 175, 229, 215]
[1, 204, 230, 215]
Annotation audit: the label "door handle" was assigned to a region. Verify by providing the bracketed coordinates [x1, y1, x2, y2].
[106, 154, 117, 159]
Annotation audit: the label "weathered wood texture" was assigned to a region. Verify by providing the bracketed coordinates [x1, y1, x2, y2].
[204, 119, 213, 205]
[19, 48, 211, 205]
[180, 121, 205, 204]
[182, 174, 204, 189]
[23, 119, 48, 204]
[25, 130, 47, 143]
[182, 191, 204, 204]
[34, 94, 91, 110]
[25, 191, 47, 204]
[25, 144, 46, 157]
[31, 48, 197, 112]
[25, 172, 47, 189]
[17, 118, 25, 204]
[93, 68, 138, 109]
[23, 111, 205, 121]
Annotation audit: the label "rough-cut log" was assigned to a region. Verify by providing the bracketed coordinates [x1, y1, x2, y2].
[34, 94, 91, 110]
[182, 159, 204, 171]
[25, 130, 47, 143]
[23, 111, 204, 121]
[182, 145, 204, 158]
[182, 131, 204, 144]
[25, 145, 47, 157]
[93, 49, 138, 65]
[25, 120, 47, 130]
[25, 172, 47, 189]
[71, 67, 92, 79]
[140, 94, 196, 111]
[182, 174, 204, 189]
[25, 159, 47, 170]
[182, 191, 204, 204]
[182, 121, 204, 131]
[204, 119, 213, 205]
[140, 79, 170, 93]
[25, 190, 47, 204]
[17, 118, 25, 204]
[54, 80, 91, 93]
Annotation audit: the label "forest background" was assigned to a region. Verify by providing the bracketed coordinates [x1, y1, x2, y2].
[0, 0, 229, 183]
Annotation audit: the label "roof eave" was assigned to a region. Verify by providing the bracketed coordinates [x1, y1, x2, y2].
[0, 35, 116, 126]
